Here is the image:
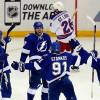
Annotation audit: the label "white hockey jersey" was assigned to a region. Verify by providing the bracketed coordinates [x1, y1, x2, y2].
[50, 11, 76, 43]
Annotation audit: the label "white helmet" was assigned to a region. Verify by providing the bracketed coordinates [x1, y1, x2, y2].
[53, 1, 64, 11]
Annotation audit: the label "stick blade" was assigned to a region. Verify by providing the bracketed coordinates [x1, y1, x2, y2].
[87, 16, 96, 26]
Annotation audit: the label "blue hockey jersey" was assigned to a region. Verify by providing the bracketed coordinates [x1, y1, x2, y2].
[25, 52, 81, 83]
[14, 47, 100, 83]
[20, 33, 51, 62]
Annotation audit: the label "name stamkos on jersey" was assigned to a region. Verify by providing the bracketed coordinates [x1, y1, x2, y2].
[51, 56, 67, 61]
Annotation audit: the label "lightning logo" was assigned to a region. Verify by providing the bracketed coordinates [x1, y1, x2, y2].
[37, 41, 47, 52]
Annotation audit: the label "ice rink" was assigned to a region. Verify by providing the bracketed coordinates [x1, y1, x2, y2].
[3, 37, 100, 100]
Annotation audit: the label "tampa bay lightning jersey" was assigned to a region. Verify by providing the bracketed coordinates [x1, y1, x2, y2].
[0, 46, 10, 74]
[25, 48, 100, 83]
[20, 33, 51, 62]
[36, 52, 81, 83]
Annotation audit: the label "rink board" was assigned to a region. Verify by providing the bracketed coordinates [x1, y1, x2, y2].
[2, 30, 100, 37]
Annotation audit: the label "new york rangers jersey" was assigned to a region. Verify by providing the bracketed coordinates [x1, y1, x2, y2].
[20, 33, 51, 62]
[50, 11, 75, 43]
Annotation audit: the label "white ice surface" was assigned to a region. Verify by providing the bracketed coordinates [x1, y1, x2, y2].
[1, 37, 100, 100]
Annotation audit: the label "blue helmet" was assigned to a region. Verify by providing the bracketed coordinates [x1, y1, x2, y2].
[33, 21, 43, 29]
[51, 41, 60, 53]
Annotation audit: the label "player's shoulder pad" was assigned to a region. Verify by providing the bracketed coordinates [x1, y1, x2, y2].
[24, 33, 35, 41]
[43, 33, 50, 38]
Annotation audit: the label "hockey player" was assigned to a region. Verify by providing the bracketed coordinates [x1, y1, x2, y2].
[0, 31, 12, 100]
[37, 41, 78, 100]
[50, 1, 79, 70]
[50, 1, 75, 52]
[69, 39, 100, 82]
[18, 21, 51, 100]
[12, 41, 100, 100]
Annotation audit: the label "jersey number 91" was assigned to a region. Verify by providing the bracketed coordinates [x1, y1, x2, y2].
[52, 62, 67, 76]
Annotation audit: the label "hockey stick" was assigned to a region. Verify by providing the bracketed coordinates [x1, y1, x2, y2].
[5, 23, 16, 52]
[87, 16, 96, 98]
[71, 8, 78, 19]
[0, 23, 17, 88]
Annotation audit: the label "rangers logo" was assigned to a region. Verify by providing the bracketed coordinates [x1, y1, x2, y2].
[37, 41, 47, 52]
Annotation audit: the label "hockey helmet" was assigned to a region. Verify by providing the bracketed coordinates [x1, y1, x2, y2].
[51, 41, 60, 53]
[33, 21, 43, 29]
[52, 1, 64, 11]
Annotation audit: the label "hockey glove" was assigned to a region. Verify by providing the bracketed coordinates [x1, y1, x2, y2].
[19, 61, 25, 72]
[3, 36, 11, 44]
[11, 61, 19, 70]
[11, 61, 25, 72]
[69, 39, 82, 52]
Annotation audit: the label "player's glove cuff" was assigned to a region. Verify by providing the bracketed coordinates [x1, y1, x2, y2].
[19, 61, 25, 72]
[90, 50, 98, 58]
